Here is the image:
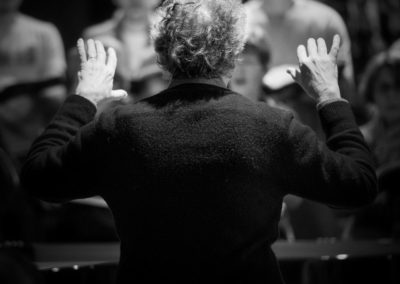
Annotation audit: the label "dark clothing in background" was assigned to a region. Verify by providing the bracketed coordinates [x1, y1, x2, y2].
[21, 84, 377, 283]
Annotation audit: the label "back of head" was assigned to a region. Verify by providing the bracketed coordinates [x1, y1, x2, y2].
[151, 0, 246, 79]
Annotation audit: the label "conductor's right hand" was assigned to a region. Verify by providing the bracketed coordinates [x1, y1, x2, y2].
[75, 38, 127, 107]
[287, 35, 342, 105]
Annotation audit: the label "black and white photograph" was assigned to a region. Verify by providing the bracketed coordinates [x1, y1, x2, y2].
[1, 0, 400, 283]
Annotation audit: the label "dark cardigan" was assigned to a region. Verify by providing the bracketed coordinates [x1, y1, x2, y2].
[21, 83, 377, 283]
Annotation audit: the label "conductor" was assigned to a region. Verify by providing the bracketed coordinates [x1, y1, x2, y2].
[21, 0, 377, 283]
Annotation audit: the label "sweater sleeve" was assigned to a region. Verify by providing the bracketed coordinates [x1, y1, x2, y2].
[20, 95, 102, 202]
[281, 101, 378, 209]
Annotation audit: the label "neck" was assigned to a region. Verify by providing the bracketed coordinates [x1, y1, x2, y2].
[169, 77, 229, 89]
[0, 11, 17, 21]
[121, 8, 149, 24]
[262, 0, 293, 16]
[0, 11, 17, 30]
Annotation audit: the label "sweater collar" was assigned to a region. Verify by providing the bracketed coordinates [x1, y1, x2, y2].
[169, 77, 228, 89]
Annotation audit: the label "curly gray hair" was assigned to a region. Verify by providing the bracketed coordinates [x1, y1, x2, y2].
[151, 0, 246, 79]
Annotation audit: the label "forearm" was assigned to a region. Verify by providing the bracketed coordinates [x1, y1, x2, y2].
[284, 36, 377, 207]
[21, 95, 97, 201]
[321, 101, 377, 207]
[285, 100, 377, 209]
[28, 95, 96, 150]
[21, 38, 126, 201]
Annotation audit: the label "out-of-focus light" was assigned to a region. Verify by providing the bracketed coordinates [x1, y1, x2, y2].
[336, 254, 348, 260]
[51, 267, 59, 272]
[73, 265, 79, 270]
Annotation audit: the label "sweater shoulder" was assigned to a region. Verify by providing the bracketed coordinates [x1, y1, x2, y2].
[95, 89, 295, 138]
[254, 100, 295, 131]
[94, 100, 152, 134]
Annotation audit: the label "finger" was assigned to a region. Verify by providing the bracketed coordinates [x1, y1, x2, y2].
[329, 34, 341, 60]
[317, 37, 327, 55]
[106, 47, 117, 74]
[77, 38, 87, 63]
[307, 38, 318, 57]
[297, 45, 308, 64]
[110, 89, 128, 99]
[95, 40, 106, 64]
[87, 39, 97, 60]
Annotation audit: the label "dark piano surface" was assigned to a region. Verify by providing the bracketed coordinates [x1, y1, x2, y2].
[34, 239, 400, 271]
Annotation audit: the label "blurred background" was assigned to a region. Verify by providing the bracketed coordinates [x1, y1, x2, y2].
[1, 0, 400, 283]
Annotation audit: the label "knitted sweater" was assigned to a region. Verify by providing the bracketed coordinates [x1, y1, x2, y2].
[21, 83, 377, 284]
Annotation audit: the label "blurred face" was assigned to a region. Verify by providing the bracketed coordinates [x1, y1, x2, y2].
[230, 51, 266, 102]
[373, 66, 400, 122]
[0, 0, 22, 14]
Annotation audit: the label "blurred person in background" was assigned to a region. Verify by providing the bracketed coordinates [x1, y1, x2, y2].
[230, 23, 271, 102]
[129, 54, 169, 102]
[58, 1, 168, 243]
[245, 0, 368, 240]
[350, 46, 400, 239]
[377, 0, 400, 49]
[359, 47, 400, 171]
[0, 0, 67, 170]
[68, 0, 167, 100]
[318, 0, 400, 81]
[0, 0, 67, 244]
[60, 0, 168, 243]
[245, 0, 367, 131]
[317, 0, 385, 78]
[229, 19, 296, 113]
[344, 0, 385, 78]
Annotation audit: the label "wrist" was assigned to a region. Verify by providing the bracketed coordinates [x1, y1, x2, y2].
[75, 92, 98, 107]
[75, 84, 101, 107]
[316, 86, 341, 104]
[316, 97, 348, 111]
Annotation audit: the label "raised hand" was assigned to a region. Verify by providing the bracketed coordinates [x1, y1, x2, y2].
[287, 35, 342, 104]
[75, 39, 127, 106]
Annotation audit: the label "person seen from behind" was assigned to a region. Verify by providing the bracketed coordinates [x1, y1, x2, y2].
[21, 0, 377, 283]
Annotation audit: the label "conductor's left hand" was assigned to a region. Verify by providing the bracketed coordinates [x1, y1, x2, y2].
[75, 38, 127, 106]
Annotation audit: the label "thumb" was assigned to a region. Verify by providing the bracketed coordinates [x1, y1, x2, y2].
[110, 89, 128, 99]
